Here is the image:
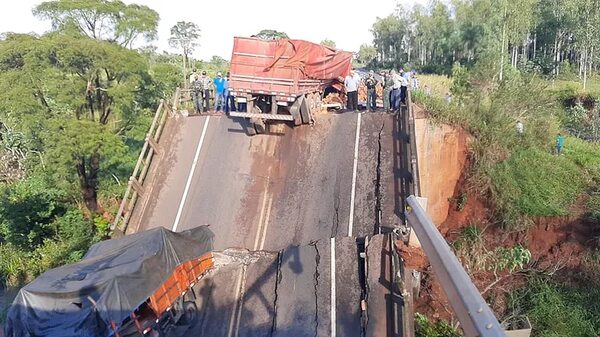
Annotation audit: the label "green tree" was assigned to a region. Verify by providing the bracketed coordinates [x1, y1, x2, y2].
[33, 0, 159, 48]
[168, 21, 201, 86]
[255, 29, 288, 40]
[320, 39, 336, 49]
[0, 32, 147, 213]
[371, 14, 405, 68]
[357, 44, 377, 68]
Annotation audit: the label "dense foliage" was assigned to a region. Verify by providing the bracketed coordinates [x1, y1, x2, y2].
[369, 0, 600, 89]
[0, 0, 227, 292]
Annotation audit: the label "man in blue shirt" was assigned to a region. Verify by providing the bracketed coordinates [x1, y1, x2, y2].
[213, 72, 226, 112]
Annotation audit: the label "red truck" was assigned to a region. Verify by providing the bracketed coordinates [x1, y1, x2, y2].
[228, 37, 353, 134]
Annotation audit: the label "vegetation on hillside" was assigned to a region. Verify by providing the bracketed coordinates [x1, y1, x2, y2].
[365, 0, 600, 336]
[0, 0, 228, 296]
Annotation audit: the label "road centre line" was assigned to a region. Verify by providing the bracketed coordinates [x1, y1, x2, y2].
[348, 113, 362, 237]
[259, 196, 273, 251]
[330, 237, 337, 337]
[228, 267, 245, 337]
[172, 116, 211, 232]
[253, 190, 269, 250]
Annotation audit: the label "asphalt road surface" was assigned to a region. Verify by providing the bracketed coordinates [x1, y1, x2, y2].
[130, 110, 401, 336]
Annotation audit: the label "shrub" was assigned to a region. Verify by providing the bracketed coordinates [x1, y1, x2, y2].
[0, 176, 67, 249]
[415, 313, 461, 337]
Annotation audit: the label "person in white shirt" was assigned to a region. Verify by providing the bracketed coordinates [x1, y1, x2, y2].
[390, 70, 402, 111]
[516, 120, 524, 136]
[345, 71, 359, 111]
[399, 72, 409, 105]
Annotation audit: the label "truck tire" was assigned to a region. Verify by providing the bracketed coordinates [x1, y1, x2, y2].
[245, 119, 257, 136]
[254, 121, 267, 134]
[300, 94, 311, 124]
[178, 301, 198, 326]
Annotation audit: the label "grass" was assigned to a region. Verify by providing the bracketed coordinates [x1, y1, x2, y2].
[487, 148, 587, 228]
[415, 74, 452, 98]
[509, 277, 600, 337]
[547, 76, 600, 99]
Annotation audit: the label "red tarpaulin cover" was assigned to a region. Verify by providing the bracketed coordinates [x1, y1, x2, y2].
[266, 39, 352, 82]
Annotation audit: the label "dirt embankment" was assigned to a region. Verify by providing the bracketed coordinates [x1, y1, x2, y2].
[401, 104, 598, 323]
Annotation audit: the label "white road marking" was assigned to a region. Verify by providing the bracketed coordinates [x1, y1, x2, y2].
[259, 196, 273, 250]
[330, 237, 337, 337]
[253, 191, 269, 250]
[228, 268, 245, 337]
[172, 116, 211, 232]
[348, 113, 362, 237]
[234, 266, 248, 337]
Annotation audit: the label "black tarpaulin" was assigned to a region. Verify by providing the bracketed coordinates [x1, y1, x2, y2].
[5, 226, 214, 337]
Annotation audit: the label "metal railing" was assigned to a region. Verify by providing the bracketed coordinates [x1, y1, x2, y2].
[405, 196, 506, 337]
[111, 88, 181, 235]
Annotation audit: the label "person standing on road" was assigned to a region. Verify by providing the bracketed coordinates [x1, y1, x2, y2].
[345, 71, 359, 112]
[192, 75, 203, 113]
[199, 71, 212, 112]
[556, 133, 564, 155]
[383, 71, 393, 113]
[365, 70, 378, 112]
[189, 69, 198, 87]
[213, 72, 226, 112]
[399, 71, 409, 106]
[224, 72, 236, 113]
[391, 70, 402, 111]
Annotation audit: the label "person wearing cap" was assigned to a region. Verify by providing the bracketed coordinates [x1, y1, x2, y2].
[191, 72, 203, 113]
[199, 71, 212, 112]
[365, 70, 378, 112]
[383, 71, 393, 112]
[213, 72, 226, 112]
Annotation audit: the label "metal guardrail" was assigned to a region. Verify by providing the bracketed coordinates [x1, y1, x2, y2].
[111, 88, 181, 235]
[405, 195, 506, 337]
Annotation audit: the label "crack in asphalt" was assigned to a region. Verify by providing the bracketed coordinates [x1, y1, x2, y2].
[309, 240, 321, 337]
[331, 196, 340, 238]
[270, 251, 283, 337]
[374, 121, 385, 235]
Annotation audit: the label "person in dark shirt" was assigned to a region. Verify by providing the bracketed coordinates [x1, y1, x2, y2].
[365, 70, 378, 112]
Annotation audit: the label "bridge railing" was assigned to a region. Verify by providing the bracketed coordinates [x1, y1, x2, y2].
[111, 88, 182, 235]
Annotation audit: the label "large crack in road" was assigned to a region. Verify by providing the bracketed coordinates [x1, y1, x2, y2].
[310, 241, 321, 337]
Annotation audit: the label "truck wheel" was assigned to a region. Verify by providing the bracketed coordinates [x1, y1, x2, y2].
[254, 122, 267, 134]
[245, 120, 257, 136]
[179, 301, 198, 326]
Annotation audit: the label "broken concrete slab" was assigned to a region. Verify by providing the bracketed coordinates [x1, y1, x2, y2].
[365, 234, 393, 337]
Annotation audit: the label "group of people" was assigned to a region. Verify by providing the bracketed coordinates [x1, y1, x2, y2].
[190, 69, 237, 113]
[516, 120, 565, 155]
[344, 69, 419, 113]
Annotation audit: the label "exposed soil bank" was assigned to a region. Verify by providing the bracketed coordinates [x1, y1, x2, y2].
[413, 105, 470, 225]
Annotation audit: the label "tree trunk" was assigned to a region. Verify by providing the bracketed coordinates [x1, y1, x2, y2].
[553, 32, 559, 77]
[583, 46, 588, 90]
[533, 33, 537, 59]
[182, 52, 188, 90]
[499, 3, 508, 81]
[77, 153, 101, 214]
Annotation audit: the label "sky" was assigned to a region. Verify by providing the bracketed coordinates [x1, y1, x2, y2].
[0, 0, 422, 61]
